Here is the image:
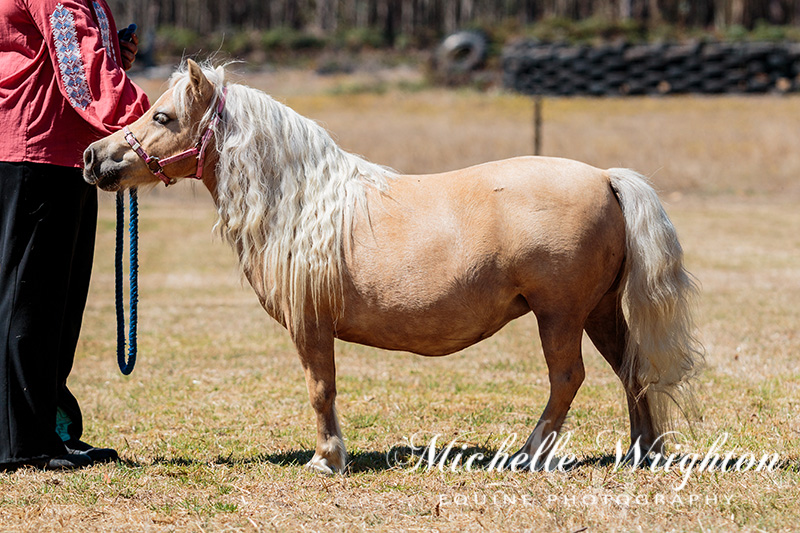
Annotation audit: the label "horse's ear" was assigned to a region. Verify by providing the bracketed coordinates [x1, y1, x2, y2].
[187, 59, 214, 100]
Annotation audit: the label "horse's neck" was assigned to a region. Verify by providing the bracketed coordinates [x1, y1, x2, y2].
[199, 144, 224, 202]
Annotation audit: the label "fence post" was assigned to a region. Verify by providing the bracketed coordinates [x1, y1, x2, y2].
[533, 95, 543, 156]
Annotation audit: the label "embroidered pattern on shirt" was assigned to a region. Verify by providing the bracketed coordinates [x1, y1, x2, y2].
[51, 4, 91, 110]
[92, 1, 115, 60]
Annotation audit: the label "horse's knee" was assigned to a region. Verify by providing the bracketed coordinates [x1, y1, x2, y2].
[311, 384, 336, 413]
[304, 370, 337, 411]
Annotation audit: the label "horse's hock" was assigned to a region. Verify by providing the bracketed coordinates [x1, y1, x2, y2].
[503, 40, 800, 96]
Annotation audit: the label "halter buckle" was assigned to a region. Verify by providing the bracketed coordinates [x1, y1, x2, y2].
[146, 158, 163, 173]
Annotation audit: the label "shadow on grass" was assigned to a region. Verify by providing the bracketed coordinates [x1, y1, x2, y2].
[251, 448, 410, 473]
[127, 444, 500, 473]
[121, 452, 315, 470]
[574, 454, 619, 468]
[125, 449, 800, 474]
[576, 453, 798, 472]
[136, 449, 411, 473]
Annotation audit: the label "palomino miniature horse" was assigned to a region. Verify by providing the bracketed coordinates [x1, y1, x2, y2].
[84, 60, 702, 474]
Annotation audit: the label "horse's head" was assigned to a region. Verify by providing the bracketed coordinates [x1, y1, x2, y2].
[83, 60, 223, 191]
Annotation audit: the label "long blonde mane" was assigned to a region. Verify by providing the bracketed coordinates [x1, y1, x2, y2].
[170, 63, 396, 334]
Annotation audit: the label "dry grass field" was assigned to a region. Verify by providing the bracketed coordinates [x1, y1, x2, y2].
[1, 67, 799, 532]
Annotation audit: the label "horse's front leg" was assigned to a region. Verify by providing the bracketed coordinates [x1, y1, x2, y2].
[293, 322, 346, 474]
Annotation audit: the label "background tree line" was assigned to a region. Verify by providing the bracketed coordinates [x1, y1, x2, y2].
[106, 0, 800, 57]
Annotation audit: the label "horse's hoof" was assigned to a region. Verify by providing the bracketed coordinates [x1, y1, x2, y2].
[506, 452, 544, 472]
[621, 447, 663, 468]
[305, 455, 339, 475]
[505, 452, 532, 472]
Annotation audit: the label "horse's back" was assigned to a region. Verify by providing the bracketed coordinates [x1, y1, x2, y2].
[337, 156, 626, 354]
[355, 156, 624, 280]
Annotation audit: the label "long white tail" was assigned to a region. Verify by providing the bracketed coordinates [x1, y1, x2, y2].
[607, 168, 704, 434]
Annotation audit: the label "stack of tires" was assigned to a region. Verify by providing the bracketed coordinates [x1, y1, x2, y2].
[503, 40, 800, 96]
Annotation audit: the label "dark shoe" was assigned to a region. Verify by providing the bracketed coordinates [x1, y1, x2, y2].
[45, 452, 92, 470]
[64, 439, 119, 464]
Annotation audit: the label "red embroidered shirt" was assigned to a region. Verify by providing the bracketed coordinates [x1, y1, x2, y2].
[0, 0, 149, 168]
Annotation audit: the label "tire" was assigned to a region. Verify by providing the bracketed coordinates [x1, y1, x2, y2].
[437, 31, 488, 73]
[701, 78, 727, 94]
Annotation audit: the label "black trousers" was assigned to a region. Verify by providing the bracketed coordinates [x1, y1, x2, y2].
[0, 161, 96, 465]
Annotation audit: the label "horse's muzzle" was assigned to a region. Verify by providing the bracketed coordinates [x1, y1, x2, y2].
[83, 143, 124, 191]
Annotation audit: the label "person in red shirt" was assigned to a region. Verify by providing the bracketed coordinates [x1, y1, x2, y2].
[0, 0, 149, 470]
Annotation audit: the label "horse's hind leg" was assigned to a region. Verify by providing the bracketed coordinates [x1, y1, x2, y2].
[294, 325, 346, 474]
[583, 290, 659, 457]
[513, 312, 585, 469]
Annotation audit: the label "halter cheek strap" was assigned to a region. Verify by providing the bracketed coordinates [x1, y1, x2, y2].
[124, 86, 228, 186]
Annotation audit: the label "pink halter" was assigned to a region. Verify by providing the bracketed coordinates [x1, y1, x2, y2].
[124, 87, 227, 186]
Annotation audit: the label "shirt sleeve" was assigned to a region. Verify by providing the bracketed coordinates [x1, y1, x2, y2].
[27, 0, 150, 136]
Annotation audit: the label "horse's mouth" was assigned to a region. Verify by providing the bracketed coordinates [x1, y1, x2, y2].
[98, 173, 122, 191]
[85, 168, 122, 191]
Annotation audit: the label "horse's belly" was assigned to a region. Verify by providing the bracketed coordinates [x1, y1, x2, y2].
[335, 291, 531, 356]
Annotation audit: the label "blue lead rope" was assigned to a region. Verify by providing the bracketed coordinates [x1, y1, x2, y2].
[115, 187, 138, 375]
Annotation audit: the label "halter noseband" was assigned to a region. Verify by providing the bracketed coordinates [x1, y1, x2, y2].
[124, 86, 227, 186]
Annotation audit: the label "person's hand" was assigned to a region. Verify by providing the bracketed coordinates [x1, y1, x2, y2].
[119, 33, 138, 71]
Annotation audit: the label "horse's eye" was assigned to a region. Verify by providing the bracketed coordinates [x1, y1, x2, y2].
[153, 112, 171, 125]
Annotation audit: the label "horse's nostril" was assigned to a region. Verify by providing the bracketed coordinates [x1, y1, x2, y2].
[82, 146, 102, 185]
[83, 146, 95, 169]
